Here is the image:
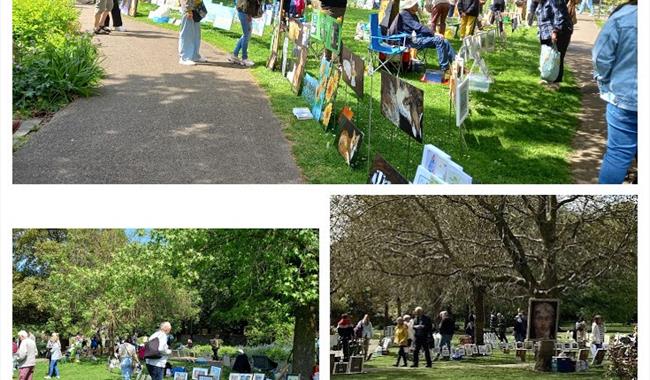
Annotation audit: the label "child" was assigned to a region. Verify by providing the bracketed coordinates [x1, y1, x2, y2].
[393, 317, 409, 367]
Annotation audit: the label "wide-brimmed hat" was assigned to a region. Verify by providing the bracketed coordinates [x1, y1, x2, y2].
[400, 0, 419, 10]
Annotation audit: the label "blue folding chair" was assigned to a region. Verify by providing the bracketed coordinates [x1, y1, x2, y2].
[365, 13, 410, 172]
[367, 13, 409, 76]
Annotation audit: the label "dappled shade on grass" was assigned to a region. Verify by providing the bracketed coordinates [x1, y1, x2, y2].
[135, 5, 580, 184]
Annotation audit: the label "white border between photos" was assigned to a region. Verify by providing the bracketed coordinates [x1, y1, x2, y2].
[1, 3, 649, 379]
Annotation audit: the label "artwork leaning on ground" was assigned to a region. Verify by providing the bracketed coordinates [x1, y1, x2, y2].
[212, 4, 236, 31]
[368, 154, 408, 184]
[341, 47, 365, 98]
[380, 72, 424, 143]
[336, 112, 363, 166]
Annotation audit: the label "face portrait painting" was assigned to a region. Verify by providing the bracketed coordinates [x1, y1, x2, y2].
[528, 299, 559, 340]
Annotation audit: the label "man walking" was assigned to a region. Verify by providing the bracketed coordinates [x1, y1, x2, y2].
[15, 331, 37, 380]
[411, 307, 433, 368]
[144, 322, 173, 380]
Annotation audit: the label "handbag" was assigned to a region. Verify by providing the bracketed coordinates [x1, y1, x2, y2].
[192, 1, 208, 22]
[539, 43, 561, 82]
[254, 0, 264, 19]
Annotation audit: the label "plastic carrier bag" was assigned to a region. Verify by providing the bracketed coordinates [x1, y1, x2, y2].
[539, 44, 560, 82]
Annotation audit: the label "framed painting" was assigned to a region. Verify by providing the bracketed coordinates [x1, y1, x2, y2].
[192, 368, 209, 380]
[174, 373, 189, 380]
[341, 47, 364, 98]
[209, 366, 221, 380]
[335, 111, 363, 166]
[380, 72, 424, 143]
[526, 298, 560, 341]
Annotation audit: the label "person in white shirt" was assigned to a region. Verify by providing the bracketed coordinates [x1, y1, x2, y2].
[15, 331, 37, 380]
[356, 314, 374, 359]
[403, 314, 415, 348]
[591, 315, 606, 349]
[145, 322, 172, 380]
[45, 333, 63, 379]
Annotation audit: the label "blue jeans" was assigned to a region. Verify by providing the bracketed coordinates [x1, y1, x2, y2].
[412, 36, 456, 71]
[178, 15, 202, 61]
[121, 357, 132, 380]
[48, 359, 60, 377]
[146, 364, 164, 380]
[578, 0, 593, 15]
[234, 11, 252, 60]
[599, 103, 637, 184]
[439, 334, 452, 355]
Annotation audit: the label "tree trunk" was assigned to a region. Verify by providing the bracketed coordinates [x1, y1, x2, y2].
[535, 340, 555, 372]
[473, 285, 485, 345]
[384, 302, 389, 323]
[292, 304, 316, 380]
[396, 297, 402, 318]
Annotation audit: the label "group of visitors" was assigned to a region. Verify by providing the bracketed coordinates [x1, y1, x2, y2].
[94, 0, 128, 35]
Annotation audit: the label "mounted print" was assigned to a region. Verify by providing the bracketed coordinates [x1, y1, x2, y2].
[302, 74, 318, 106]
[526, 298, 560, 341]
[253, 374, 265, 380]
[213, 4, 236, 31]
[281, 36, 291, 78]
[326, 17, 343, 54]
[240, 375, 253, 380]
[202, 1, 219, 23]
[321, 68, 341, 129]
[310, 10, 322, 41]
[380, 72, 424, 143]
[286, 375, 300, 380]
[336, 114, 363, 166]
[311, 57, 332, 121]
[349, 356, 364, 373]
[341, 47, 365, 98]
[266, 0, 285, 70]
[252, 16, 265, 36]
[368, 154, 409, 184]
[486, 29, 496, 51]
[455, 76, 469, 127]
[174, 373, 189, 380]
[198, 376, 215, 380]
[192, 368, 209, 380]
[288, 19, 303, 44]
[291, 46, 309, 94]
[210, 366, 221, 380]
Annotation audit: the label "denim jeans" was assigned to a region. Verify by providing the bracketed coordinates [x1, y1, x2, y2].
[121, 357, 132, 380]
[233, 11, 252, 60]
[412, 36, 456, 71]
[178, 15, 202, 61]
[578, 0, 593, 15]
[440, 334, 452, 351]
[146, 364, 164, 380]
[48, 359, 60, 377]
[599, 103, 637, 184]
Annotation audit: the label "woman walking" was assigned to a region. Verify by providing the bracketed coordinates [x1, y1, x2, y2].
[45, 333, 62, 379]
[118, 338, 139, 380]
[536, 0, 573, 87]
[178, 0, 208, 65]
[594, 0, 637, 184]
[228, 0, 262, 67]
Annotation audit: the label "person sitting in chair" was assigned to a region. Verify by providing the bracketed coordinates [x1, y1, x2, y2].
[388, 0, 456, 72]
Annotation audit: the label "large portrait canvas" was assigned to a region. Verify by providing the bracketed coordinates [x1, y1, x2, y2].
[526, 298, 560, 341]
[380, 72, 424, 143]
[341, 47, 364, 98]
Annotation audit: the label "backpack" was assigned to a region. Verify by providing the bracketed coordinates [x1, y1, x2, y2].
[137, 345, 146, 360]
[143, 337, 162, 359]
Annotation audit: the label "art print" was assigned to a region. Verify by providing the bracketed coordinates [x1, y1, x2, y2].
[240, 375, 253, 380]
[228, 375, 240, 380]
[281, 36, 291, 78]
[526, 298, 560, 341]
[333, 362, 348, 374]
[312, 57, 332, 123]
[421, 144, 451, 178]
[380, 72, 424, 143]
[174, 373, 189, 380]
[455, 76, 469, 127]
[252, 16, 265, 36]
[198, 376, 215, 380]
[291, 46, 309, 94]
[286, 375, 300, 380]
[212, 5, 236, 31]
[302, 74, 318, 106]
[326, 17, 343, 54]
[349, 356, 363, 373]
[341, 47, 364, 98]
[202, 0, 219, 23]
[253, 374, 265, 380]
[288, 20, 303, 44]
[192, 368, 209, 380]
[321, 68, 340, 128]
[486, 29, 496, 51]
[445, 162, 472, 184]
[336, 114, 363, 166]
[368, 154, 409, 184]
[310, 11, 322, 41]
[210, 366, 221, 380]
[266, 0, 285, 70]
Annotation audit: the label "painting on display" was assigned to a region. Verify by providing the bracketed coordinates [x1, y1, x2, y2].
[325, 16, 343, 54]
[455, 76, 469, 127]
[201, 0, 219, 23]
[281, 36, 291, 78]
[341, 47, 364, 98]
[173, 373, 188, 380]
[310, 10, 322, 41]
[288, 19, 303, 43]
[198, 376, 215, 380]
[320, 66, 340, 128]
[336, 113, 363, 166]
[302, 74, 318, 106]
[368, 154, 409, 184]
[349, 356, 364, 373]
[213, 4, 236, 30]
[380, 72, 424, 143]
[209, 366, 221, 380]
[291, 45, 309, 94]
[192, 368, 209, 380]
[486, 29, 496, 51]
[311, 57, 332, 122]
[253, 374, 265, 380]
[266, 0, 286, 70]
[526, 298, 560, 341]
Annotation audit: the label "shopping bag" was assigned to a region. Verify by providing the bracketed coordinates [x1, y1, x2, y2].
[539, 44, 560, 82]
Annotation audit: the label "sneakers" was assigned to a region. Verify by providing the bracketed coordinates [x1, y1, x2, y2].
[101, 26, 112, 33]
[195, 56, 209, 63]
[179, 58, 197, 66]
[227, 54, 241, 64]
[114, 26, 127, 32]
[240, 59, 254, 67]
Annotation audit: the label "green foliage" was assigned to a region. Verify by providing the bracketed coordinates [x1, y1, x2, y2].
[190, 344, 214, 356]
[12, 0, 103, 116]
[219, 345, 241, 358]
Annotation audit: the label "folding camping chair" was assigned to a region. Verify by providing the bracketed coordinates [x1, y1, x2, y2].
[367, 13, 409, 76]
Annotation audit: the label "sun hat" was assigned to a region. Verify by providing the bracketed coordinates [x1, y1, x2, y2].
[400, 0, 419, 10]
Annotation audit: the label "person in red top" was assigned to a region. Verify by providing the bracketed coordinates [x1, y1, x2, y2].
[336, 314, 355, 361]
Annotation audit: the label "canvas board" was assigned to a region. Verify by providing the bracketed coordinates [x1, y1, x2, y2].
[349, 356, 364, 373]
[526, 298, 560, 341]
[368, 154, 409, 184]
[341, 47, 364, 98]
[174, 373, 188, 380]
[213, 5, 236, 30]
[209, 366, 221, 380]
[336, 112, 363, 166]
[380, 72, 424, 143]
[192, 368, 209, 380]
[455, 76, 469, 127]
[252, 17, 265, 36]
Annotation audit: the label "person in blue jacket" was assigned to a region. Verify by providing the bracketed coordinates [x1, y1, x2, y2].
[593, 1, 637, 184]
[388, 0, 456, 72]
[536, 0, 573, 86]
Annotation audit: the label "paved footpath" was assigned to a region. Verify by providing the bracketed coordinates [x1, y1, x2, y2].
[13, 3, 302, 184]
[565, 14, 606, 184]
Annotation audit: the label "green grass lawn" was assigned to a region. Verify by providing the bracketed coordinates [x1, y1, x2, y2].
[13, 358, 227, 379]
[133, 5, 580, 184]
[332, 351, 607, 379]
